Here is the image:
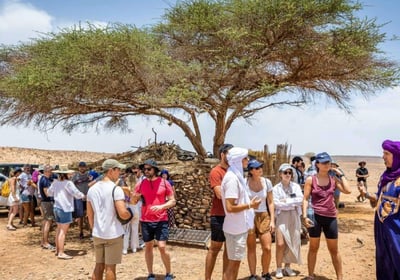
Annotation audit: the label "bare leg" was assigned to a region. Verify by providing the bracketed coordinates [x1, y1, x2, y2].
[326, 238, 343, 280]
[104, 264, 117, 280]
[92, 263, 105, 280]
[205, 240, 224, 280]
[7, 205, 18, 228]
[56, 223, 70, 256]
[247, 232, 257, 275]
[22, 202, 30, 225]
[158, 240, 171, 274]
[223, 260, 241, 280]
[307, 237, 320, 277]
[42, 219, 52, 246]
[145, 241, 155, 274]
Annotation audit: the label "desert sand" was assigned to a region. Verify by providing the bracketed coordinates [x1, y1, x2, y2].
[0, 149, 382, 280]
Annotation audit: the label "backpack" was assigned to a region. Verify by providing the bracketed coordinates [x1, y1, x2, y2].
[1, 179, 10, 197]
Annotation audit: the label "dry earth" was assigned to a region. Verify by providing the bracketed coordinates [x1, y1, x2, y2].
[0, 149, 383, 280]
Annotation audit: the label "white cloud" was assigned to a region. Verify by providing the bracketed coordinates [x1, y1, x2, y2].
[0, 0, 53, 44]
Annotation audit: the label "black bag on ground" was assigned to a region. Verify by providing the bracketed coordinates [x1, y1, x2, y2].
[112, 186, 133, 225]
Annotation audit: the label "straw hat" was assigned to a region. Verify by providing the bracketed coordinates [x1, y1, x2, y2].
[52, 164, 75, 174]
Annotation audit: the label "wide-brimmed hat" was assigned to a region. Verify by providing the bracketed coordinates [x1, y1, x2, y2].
[139, 159, 160, 172]
[358, 161, 366, 166]
[52, 164, 75, 174]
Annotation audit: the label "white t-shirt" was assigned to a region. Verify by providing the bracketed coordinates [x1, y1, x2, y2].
[221, 171, 253, 235]
[247, 177, 273, 213]
[87, 180, 125, 239]
[47, 180, 85, 212]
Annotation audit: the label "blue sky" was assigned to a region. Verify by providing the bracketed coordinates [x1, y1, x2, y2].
[0, 0, 399, 157]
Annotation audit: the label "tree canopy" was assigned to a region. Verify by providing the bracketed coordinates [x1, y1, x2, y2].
[0, 0, 398, 157]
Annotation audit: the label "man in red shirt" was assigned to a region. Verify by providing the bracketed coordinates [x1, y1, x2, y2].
[205, 144, 233, 280]
[132, 159, 176, 280]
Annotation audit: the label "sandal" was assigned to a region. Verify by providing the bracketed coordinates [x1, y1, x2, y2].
[57, 254, 73, 260]
[42, 244, 56, 251]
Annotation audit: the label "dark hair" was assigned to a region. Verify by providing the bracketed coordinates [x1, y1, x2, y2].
[58, 173, 69, 180]
[292, 156, 303, 164]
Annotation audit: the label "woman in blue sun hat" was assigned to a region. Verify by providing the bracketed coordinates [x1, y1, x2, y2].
[302, 152, 351, 280]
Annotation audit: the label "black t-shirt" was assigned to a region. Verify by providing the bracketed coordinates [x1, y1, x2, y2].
[356, 167, 369, 182]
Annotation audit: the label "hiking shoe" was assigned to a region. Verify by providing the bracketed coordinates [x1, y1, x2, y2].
[283, 267, 296, 276]
[147, 273, 156, 280]
[165, 273, 174, 280]
[261, 273, 272, 280]
[79, 232, 84, 239]
[275, 268, 283, 279]
[248, 275, 257, 280]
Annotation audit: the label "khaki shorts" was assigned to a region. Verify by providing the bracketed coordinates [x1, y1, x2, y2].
[93, 236, 124, 265]
[249, 212, 271, 236]
[40, 201, 54, 221]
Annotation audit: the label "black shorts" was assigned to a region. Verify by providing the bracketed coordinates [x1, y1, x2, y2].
[210, 216, 225, 242]
[73, 199, 86, 218]
[308, 213, 338, 239]
[141, 221, 169, 242]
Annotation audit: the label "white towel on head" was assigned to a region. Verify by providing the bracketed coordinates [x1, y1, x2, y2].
[226, 147, 254, 230]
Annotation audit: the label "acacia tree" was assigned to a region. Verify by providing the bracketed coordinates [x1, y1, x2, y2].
[0, 0, 398, 157]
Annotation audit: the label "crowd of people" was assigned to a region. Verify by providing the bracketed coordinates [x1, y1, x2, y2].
[2, 139, 399, 280]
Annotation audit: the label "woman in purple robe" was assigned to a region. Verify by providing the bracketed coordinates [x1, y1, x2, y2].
[362, 139, 400, 280]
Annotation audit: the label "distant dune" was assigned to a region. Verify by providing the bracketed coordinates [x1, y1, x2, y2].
[0, 146, 114, 165]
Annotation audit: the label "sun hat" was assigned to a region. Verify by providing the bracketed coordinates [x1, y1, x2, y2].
[139, 159, 160, 172]
[248, 159, 263, 169]
[52, 164, 75, 174]
[331, 159, 339, 167]
[279, 163, 293, 172]
[102, 159, 126, 171]
[315, 152, 332, 163]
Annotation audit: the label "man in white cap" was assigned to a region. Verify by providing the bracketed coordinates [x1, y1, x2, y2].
[221, 147, 261, 280]
[87, 159, 133, 280]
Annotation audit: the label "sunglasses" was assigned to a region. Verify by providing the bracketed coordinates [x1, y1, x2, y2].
[283, 171, 292, 175]
[251, 167, 262, 170]
[143, 167, 153, 171]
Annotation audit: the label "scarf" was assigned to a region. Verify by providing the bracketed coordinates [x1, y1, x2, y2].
[380, 139, 400, 188]
[226, 147, 254, 230]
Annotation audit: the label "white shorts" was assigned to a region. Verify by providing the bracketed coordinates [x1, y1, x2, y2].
[224, 231, 248, 261]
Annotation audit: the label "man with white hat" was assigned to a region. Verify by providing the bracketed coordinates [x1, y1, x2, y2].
[221, 147, 261, 280]
[87, 159, 132, 280]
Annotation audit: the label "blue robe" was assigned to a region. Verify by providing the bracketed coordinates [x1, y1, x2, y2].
[374, 180, 400, 280]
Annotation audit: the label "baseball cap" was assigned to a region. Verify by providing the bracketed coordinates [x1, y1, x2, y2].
[248, 159, 263, 169]
[102, 159, 126, 171]
[78, 161, 87, 167]
[315, 152, 332, 163]
[279, 163, 293, 172]
[218, 143, 234, 154]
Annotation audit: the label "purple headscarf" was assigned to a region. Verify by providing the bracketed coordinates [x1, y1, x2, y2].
[380, 139, 400, 188]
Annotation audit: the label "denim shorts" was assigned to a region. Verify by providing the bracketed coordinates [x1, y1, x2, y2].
[20, 194, 33, 203]
[53, 207, 73, 224]
[141, 221, 169, 242]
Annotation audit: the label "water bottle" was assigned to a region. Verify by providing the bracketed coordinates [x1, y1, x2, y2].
[307, 199, 315, 227]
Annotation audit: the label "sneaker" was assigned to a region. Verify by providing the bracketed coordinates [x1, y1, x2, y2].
[275, 268, 283, 279]
[122, 249, 127, 255]
[147, 273, 156, 280]
[261, 273, 272, 280]
[283, 267, 296, 277]
[165, 273, 174, 280]
[248, 275, 257, 280]
[79, 232, 84, 240]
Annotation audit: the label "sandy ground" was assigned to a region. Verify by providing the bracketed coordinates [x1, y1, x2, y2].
[0, 155, 382, 280]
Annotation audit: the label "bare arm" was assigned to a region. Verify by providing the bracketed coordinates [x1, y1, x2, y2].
[267, 191, 275, 231]
[225, 196, 261, 213]
[86, 201, 94, 230]
[213, 185, 222, 199]
[115, 200, 132, 219]
[302, 176, 313, 228]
